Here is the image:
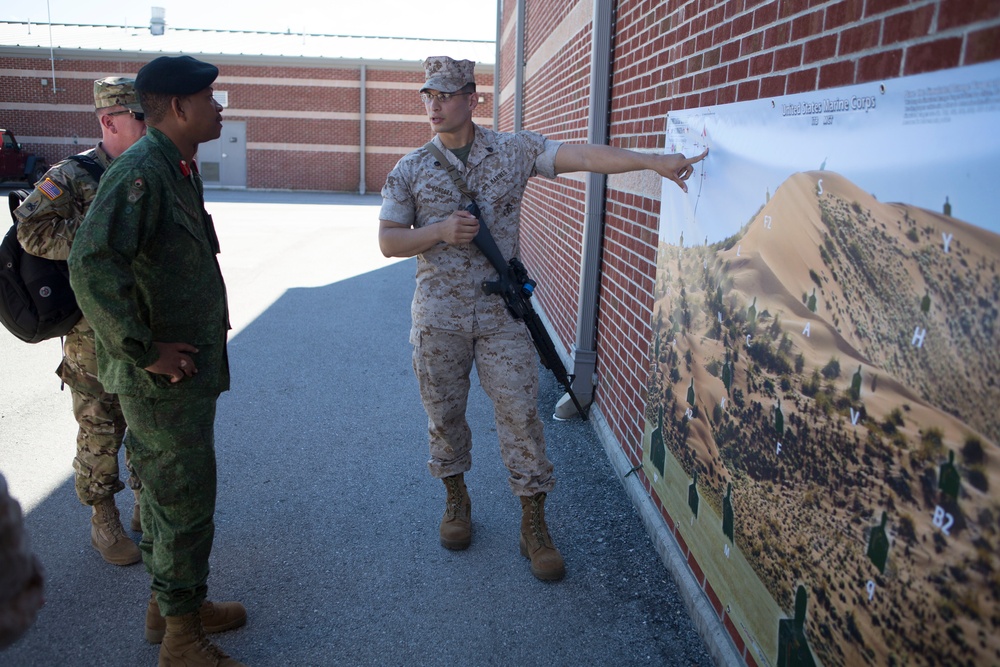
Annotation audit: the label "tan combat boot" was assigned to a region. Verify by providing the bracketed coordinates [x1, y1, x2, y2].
[519, 492, 565, 581]
[159, 612, 246, 666]
[146, 592, 247, 644]
[131, 488, 142, 532]
[91, 499, 141, 565]
[440, 473, 472, 550]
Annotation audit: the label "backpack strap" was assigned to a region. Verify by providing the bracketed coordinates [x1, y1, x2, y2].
[9, 190, 31, 220]
[65, 154, 106, 183]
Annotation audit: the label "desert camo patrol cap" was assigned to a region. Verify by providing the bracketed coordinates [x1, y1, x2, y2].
[94, 77, 143, 112]
[421, 56, 476, 93]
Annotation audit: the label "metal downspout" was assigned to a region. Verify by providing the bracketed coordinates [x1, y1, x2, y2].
[554, 0, 615, 419]
[359, 64, 367, 195]
[514, 0, 526, 132]
[494, 1, 502, 128]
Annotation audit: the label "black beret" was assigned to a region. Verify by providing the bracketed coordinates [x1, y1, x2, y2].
[135, 55, 219, 95]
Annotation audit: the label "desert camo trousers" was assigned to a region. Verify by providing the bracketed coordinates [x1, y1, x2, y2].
[59, 324, 140, 505]
[412, 321, 555, 496]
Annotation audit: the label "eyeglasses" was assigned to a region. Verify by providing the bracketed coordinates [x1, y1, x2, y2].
[420, 92, 472, 105]
[108, 109, 145, 121]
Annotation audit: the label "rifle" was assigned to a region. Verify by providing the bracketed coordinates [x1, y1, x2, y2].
[466, 200, 588, 420]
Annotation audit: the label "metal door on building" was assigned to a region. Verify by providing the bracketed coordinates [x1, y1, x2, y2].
[197, 121, 246, 188]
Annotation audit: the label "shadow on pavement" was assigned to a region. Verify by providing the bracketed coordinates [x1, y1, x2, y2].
[6, 259, 713, 666]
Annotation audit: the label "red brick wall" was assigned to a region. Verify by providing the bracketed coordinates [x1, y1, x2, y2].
[0, 54, 493, 192]
[519, 22, 594, 354]
[498, 1, 1000, 661]
[499, 0, 519, 94]
[0, 56, 146, 169]
[633, 4, 1000, 663]
[500, 0, 1000, 467]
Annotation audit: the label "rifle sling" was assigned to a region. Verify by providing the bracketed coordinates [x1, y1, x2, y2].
[424, 141, 477, 200]
[423, 142, 509, 277]
[66, 155, 106, 183]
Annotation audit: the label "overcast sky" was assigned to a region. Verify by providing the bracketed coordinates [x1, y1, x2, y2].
[9, 1, 498, 42]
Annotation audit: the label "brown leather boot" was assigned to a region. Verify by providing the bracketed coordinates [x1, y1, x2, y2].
[146, 592, 247, 644]
[131, 488, 142, 532]
[159, 612, 246, 666]
[440, 473, 471, 550]
[91, 499, 141, 565]
[519, 493, 565, 581]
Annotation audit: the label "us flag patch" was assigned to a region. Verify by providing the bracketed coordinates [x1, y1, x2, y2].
[38, 178, 64, 200]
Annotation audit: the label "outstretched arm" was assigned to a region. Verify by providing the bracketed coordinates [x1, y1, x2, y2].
[553, 143, 709, 192]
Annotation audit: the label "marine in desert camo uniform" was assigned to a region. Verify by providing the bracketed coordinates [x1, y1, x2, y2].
[379, 56, 707, 582]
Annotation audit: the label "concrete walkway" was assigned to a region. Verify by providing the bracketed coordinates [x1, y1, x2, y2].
[0, 190, 716, 666]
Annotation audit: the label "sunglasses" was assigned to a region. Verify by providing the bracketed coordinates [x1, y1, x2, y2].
[108, 109, 145, 121]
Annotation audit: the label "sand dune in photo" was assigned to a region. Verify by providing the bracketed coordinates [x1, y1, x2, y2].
[722, 171, 996, 442]
[646, 169, 1000, 667]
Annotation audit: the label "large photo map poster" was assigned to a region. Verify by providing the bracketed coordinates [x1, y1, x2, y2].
[644, 61, 1000, 666]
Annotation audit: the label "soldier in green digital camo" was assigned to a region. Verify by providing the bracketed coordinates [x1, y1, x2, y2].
[15, 77, 149, 567]
[68, 56, 246, 666]
[379, 56, 707, 582]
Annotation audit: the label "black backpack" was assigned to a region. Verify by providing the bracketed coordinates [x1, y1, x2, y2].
[0, 155, 103, 343]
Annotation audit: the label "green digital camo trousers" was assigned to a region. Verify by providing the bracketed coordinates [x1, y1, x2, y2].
[412, 321, 555, 496]
[59, 323, 141, 505]
[119, 394, 218, 617]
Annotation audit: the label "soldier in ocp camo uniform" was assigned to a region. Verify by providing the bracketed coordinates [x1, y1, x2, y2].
[379, 56, 707, 581]
[14, 77, 149, 567]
